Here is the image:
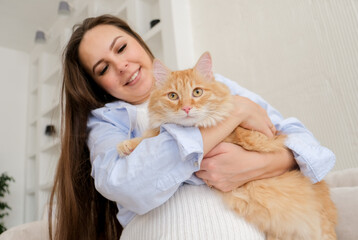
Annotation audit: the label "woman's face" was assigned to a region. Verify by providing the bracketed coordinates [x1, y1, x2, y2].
[79, 24, 153, 104]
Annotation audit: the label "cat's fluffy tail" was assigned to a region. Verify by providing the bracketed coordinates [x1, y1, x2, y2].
[224, 126, 286, 153]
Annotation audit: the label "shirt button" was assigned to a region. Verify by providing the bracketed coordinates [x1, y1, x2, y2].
[193, 161, 199, 167]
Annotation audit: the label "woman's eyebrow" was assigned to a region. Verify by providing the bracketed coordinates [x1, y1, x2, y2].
[92, 35, 123, 74]
[109, 36, 122, 50]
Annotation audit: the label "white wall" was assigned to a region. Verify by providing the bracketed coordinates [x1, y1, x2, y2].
[189, 0, 358, 170]
[0, 46, 29, 228]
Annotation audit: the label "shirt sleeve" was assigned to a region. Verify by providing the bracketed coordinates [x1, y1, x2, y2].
[214, 74, 336, 183]
[87, 106, 203, 216]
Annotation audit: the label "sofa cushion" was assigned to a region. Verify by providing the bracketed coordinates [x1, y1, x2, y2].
[0, 220, 49, 240]
[330, 186, 358, 240]
[325, 168, 358, 188]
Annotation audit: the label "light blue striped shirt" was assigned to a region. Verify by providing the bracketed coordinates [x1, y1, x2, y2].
[87, 74, 335, 226]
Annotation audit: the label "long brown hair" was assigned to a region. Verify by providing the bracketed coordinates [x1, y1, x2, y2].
[49, 15, 154, 240]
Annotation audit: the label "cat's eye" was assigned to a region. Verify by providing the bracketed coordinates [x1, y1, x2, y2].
[192, 88, 203, 97]
[168, 92, 179, 100]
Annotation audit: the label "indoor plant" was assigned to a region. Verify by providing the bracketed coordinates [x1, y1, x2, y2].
[0, 172, 15, 234]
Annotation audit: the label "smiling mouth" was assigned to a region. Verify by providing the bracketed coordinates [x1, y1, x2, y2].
[125, 68, 140, 86]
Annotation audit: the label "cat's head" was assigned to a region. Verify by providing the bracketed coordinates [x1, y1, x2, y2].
[148, 52, 233, 128]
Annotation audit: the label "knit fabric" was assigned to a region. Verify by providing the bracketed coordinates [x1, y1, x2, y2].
[120, 184, 264, 240]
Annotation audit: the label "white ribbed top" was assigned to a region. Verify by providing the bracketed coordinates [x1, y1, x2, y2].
[120, 184, 264, 240]
[135, 101, 149, 135]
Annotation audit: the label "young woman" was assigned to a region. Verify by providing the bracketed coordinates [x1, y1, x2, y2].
[49, 15, 335, 240]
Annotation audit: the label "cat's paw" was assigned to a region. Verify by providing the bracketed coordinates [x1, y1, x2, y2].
[117, 140, 134, 157]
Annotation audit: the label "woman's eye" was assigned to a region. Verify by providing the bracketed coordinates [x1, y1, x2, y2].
[168, 92, 179, 100]
[117, 44, 127, 53]
[99, 65, 108, 76]
[192, 88, 203, 97]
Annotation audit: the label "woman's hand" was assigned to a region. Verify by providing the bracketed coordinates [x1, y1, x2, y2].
[232, 95, 276, 138]
[195, 142, 297, 192]
[200, 96, 276, 156]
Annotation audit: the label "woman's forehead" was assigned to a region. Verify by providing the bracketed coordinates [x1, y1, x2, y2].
[82, 25, 128, 46]
[78, 25, 128, 70]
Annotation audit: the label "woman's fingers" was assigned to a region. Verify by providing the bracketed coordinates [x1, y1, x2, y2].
[232, 96, 276, 138]
[269, 123, 277, 135]
[195, 170, 208, 182]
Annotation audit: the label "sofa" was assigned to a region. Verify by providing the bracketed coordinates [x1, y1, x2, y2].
[324, 168, 358, 240]
[1, 168, 357, 240]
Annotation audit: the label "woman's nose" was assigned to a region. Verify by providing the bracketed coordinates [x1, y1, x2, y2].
[115, 61, 128, 73]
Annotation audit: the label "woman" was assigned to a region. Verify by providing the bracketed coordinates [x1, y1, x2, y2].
[49, 15, 335, 240]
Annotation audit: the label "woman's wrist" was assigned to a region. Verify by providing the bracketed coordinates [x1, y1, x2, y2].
[200, 113, 243, 155]
[256, 148, 297, 181]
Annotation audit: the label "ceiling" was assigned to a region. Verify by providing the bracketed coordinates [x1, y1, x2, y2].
[0, 0, 58, 53]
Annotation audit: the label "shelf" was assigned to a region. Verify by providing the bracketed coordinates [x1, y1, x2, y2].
[28, 89, 39, 123]
[40, 131, 60, 153]
[40, 182, 53, 191]
[27, 150, 37, 160]
[29, 58, 40, 92]
[41, 138, 60, 153]
[40, 80, 61, 116]
[141, 0, 159, 3]
[27, 121, 38, 156]
[25, 155, 37, 191]
[40, 54, 61, 82]
[29, 117, 38, 127]
[143, 22, 162, 42]
[41, 101, 60, 120]
[30, 85, 39, 94]
[38, 144, 60, 187]
[145, 28, 164, 61]
[43, 66, 61, 85]
[38, 190, 51, 220]
[135, 0, 160, 36]
[39, 104, 60, 150]
[27, 152, 37, 159]
[25, 193, 37, 222]
[26, 188, 36, 195]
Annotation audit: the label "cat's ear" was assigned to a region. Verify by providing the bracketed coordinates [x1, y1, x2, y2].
[152, 59, 171, 87]
[194, 52, 213, 80]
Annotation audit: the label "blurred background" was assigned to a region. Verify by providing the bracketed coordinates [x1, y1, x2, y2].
[0, 0, 357, 231]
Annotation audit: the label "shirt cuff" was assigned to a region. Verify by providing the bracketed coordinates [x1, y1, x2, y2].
[160, 123, 204, 166]
[285, 134, 336, 183]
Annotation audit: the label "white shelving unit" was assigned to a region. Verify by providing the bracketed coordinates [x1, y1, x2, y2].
[24, 0, 194, 222]
[25, 50, 62, 221]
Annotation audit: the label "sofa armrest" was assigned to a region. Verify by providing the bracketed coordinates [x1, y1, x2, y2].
[325, 168, 358, 188]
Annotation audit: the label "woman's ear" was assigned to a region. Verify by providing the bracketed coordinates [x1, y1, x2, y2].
[152, 59, 171, 87]
[194, 51, 213, 80]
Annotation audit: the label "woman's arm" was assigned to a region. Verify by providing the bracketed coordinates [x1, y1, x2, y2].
[200, 95, 276, 155]
[87, 104, 204, 224]
[196, 74, 336, 190]
[196, 142, 297, 191]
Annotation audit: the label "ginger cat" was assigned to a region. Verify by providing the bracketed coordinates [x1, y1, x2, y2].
[117, 52, 337, 240]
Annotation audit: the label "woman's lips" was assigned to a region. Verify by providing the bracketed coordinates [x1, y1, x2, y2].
[126, 68, 141, 86]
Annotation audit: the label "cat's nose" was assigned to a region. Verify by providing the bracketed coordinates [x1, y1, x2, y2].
[182, 106, 192, 114]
